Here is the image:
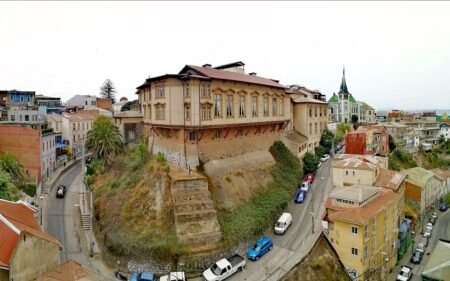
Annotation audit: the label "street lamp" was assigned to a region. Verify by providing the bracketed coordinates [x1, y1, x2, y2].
[411, 231, 415, 253]
[39, 196, 44, 226]
[310, 212, 315, 234]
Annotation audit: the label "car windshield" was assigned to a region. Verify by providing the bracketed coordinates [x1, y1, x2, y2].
[298, 193, 303, 199]
[276, 222, 285, 228]
[211, 264, 221, 276]
[253, 244, 261, 251]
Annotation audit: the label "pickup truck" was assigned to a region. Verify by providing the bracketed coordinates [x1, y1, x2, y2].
[159, 272, 186, 281]
[396, 266, 412, 281]
[202, 254, 245, 281]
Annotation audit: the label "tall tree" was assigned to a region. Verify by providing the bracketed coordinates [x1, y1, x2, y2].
[0, 152, 26, 186]
[0, 170, 20, 201]
[85, 115, 125, 165]
[100, 79, 116, 104]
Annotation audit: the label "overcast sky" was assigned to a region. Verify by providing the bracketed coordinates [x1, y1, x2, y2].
[1, 1, 449, 110]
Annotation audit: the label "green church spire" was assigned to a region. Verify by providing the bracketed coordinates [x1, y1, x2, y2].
[339, 66, 349, 94]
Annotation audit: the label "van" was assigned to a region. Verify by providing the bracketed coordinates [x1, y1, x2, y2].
[420, 236, 428, 247]
[274, 212, 292, 235]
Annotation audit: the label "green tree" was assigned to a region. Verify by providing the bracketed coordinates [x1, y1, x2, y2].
[0, 152, 26, 186]
[336, 123, 351, 141]
[320, 129, 335, 153]
[0, 170, 20, 201]
[315, 145, 326, 157]
[303, 152, 320, 173]
[86, 115, 125, 165]
[100, 79, 117, 104]
[389, 135, 396, 152]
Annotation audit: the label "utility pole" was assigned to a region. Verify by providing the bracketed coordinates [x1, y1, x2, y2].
[310, 212, 315, 234]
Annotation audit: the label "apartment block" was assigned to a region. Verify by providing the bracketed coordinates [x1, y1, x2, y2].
[323, 185, 398, 281]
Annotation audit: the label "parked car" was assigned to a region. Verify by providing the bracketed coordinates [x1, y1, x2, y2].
[300, 181, 311, 193]
[274, 213, 292, 235]
[320, 154, 330, 162]
[439, 203, 448, 212]
[304, 172, 314, 183]
[396, 266, 412, 281]
[130, 272, 156, 281]
[410, 250, 423, 264]
[203, 254, 245, 281]
[431, 212, 438, 220]
[426, 222, 433, 232]
[429, 216, 436, 225]
[420, 235, 429, 247]
[159, 272, 186, 281]
[85, 155, 93, 164]
[416, 242, 425, 254]
[294, 189, 306, 203]
[424, 229, 432, 238]
[246, 237, 273, 261]
[56, 185, 67, 198]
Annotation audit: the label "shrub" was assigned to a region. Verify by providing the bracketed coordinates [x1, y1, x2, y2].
[303, 152, 320, 174]
[218, 141, 303, 245]
[135, 139, 149, 163]
[19, 182, 36, 197]
[314, 145, 326, 157]
[156, 152, 166, 164]
[163, 164, 170, 173]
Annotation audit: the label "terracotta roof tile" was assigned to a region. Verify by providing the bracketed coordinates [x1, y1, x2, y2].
[114, 111, 143, 118]
[186, 65, 286, 89]
[0, 200, 62, 268]
[34, 260, 104, 281]
[374, 168, 406, 191]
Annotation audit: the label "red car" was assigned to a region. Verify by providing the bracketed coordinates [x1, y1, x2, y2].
[304, 172, 314, 183]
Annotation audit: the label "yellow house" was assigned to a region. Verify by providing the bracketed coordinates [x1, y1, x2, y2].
[332, 154, 388, 187]
[285, 85, 328, 158]
[323, 185, 398, 281]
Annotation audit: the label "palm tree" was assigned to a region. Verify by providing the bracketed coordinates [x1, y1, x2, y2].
[85, 115, 125, 165]
[0, 152, 26, 186]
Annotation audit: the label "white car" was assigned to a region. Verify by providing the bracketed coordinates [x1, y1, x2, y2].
[426, 222, 433, 232]
[320, 154, 330, 162]
[424, 229, 432, 238]
[300, 181, 311, 193]
[396, 266, 412, 281]
[274, 212, 292, 235]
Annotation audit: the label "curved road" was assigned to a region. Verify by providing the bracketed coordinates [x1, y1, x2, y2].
[44, 163, 92, 268]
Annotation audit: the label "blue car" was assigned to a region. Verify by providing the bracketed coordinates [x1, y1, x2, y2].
[130, 272, 156, 281]
[247, 236, 273, 261]
[294, 189, 306, 203]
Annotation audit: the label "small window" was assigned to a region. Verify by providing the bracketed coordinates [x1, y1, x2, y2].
[345, 170, 348, 175]
[215, 129, 222, 139]
[351, 226, 358, 234]
[189, 131, 197, 141]
[351, 247, 358, 256]
[11, 115, 15, 121]
[352, 171, 355, 176]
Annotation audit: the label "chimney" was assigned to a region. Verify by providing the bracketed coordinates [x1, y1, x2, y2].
[203, 64, 212, 68]
[249, 72, 257, 76]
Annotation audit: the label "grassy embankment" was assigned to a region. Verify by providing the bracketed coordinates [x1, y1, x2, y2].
[217, 141, 303, 245]
[88, 142, 184, 263]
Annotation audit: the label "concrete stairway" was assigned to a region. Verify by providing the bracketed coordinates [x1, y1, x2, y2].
[170, 174, 222, 250]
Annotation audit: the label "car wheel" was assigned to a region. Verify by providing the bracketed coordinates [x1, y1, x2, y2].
[269, 246, 273, 251]
[256, 256, 260, 260]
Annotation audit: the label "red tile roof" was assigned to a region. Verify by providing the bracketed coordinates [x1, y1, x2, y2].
[34, 260, 102, 281]
[0, 200, 61, 268]
[185, 65, 286, 89]
[374, 168, 406, 191]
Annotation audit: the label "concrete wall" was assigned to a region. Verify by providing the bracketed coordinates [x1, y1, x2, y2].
[9, 232, 59, 281]
[333, 167, 376, 187]
[41, 133, 56, 181]
[0, 126, 41, 184]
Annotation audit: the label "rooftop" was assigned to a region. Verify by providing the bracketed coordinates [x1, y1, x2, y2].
[333, 154, 385, 170]
[374, 168, 406, 191]
[326, 187, 396, 225]
[404, 167, 435, 188]
[292, 97, 327, 105]
[329, 185, 379, 203]
[113, 111, 143, 118]
[34, 260, 104, 281]
[421, 239, 450, 280]
[0, 199, 61, 268]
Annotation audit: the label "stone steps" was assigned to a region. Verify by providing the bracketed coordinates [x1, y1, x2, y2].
[176, 220, 220, 236]
[81, 214, 91, 231]
[175, 209, 218, 223]
[174, 199, 214, 213]
[178, 230, 222, 245]
[173, 191, 212, 203]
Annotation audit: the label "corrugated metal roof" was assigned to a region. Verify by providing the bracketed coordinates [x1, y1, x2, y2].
[404, 167, 434, 188]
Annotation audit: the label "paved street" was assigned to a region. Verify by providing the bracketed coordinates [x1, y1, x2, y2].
[388, 209, 450, 281]
[227, 159, 334, 281]
[44, 163, 93, 268]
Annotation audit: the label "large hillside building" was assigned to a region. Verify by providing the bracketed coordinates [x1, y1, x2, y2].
[136, 62, 291, 168]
